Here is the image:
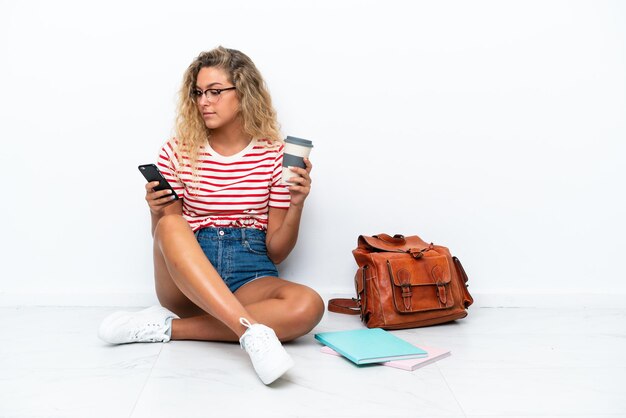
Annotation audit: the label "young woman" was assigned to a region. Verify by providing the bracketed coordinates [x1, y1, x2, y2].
[98, 46, 325, 385]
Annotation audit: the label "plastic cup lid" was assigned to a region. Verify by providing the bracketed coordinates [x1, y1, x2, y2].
[285, 136, 313, 147]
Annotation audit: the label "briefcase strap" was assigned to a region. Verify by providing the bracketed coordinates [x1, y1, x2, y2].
[327, 298, 361, 315]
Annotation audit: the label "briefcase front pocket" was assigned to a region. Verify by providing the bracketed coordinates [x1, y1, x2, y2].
[386, 254, 454, 313]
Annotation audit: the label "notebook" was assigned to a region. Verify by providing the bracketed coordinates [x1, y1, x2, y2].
[314, 328, 427, 365]
[320, 344, 451, 371]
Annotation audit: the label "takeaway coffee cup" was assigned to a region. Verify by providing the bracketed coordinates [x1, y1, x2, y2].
[282, 136, 313, 184]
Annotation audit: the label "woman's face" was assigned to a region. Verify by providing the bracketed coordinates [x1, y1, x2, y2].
[194, 66, 240, 131]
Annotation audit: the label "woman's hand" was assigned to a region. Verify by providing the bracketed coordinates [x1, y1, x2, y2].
[145, 181, 177, 215]
[287, 158, 313, 208]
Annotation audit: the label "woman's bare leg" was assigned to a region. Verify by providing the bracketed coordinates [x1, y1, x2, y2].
[153, 215, 324, 342]
[170, 277, 325, 342]
[153, 214, 255, 338]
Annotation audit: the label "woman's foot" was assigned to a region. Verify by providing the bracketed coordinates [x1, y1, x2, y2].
[98, 305, 179, 344]
[238, 318, 294, 385]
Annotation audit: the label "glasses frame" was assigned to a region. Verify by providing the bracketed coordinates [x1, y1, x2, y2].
[191, 86, 237, 103]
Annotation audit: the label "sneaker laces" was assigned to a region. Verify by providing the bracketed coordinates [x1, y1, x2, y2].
[129, 321, 165, 342]
[239, 317, 272, 354]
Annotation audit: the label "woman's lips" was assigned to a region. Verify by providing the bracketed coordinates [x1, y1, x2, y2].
[203, 112, 216, 117]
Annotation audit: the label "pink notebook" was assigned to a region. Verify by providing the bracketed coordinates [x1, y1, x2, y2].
[321, 344, 450, 371]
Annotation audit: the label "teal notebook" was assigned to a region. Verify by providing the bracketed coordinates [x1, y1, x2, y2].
[314, 328, 427, 365]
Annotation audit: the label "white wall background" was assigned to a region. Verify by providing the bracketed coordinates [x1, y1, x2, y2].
[1, 0, 625, 307]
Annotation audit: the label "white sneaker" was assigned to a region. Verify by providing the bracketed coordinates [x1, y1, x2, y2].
[98, 305, 178, 344]
[239, 318, 294, 385]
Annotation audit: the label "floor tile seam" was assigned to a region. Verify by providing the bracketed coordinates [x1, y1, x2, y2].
[290, 415, 468, 418]
[463, 416, 626, 418]
[439, 364, 626, 370]
[127, 343, 164, 418]
[464, 414, 626, 417]
[208, 415, 467, 418]
[0, 366, 159, 372]
[435, 363, 469, 418]
[0, 366, 161, 372]
[438, 365, 626, 370]
[1, 365, 625, 372]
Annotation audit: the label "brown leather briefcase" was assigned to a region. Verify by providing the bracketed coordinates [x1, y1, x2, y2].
[328, 234, 474, 329]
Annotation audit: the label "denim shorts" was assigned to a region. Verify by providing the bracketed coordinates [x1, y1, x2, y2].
[194, 227, 279, 293]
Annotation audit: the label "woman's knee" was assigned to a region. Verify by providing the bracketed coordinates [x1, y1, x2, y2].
[300, 288, 325, 323]
[282, 286, 324, 339]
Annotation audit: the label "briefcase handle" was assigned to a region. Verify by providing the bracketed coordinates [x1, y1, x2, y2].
[372, 233, 406, 245]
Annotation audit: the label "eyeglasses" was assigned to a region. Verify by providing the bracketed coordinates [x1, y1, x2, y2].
[191, 86, 236, 103]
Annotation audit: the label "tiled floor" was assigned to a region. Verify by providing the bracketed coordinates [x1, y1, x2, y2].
[1, 304, 625, 418]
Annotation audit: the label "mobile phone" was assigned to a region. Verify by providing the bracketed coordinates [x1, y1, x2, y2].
[138, 164, 179, 200]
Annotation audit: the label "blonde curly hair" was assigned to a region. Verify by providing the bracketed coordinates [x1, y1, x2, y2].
[175, 46, 282, 168]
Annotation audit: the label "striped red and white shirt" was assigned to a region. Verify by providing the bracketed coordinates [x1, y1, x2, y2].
[157, 138, 291, 232]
